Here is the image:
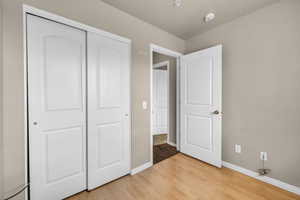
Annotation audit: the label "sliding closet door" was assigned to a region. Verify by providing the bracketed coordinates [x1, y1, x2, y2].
[27, 15, 87, 200]
[87, 32, 130, 190]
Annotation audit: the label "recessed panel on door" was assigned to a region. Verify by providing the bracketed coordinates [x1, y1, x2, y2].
[27, 14, 86, 200]
[97, 48, 121, 109]
[186, 57, 213, 106]
[44, 36, 83, 111]
[97, 123, 122, 168]
[186, 114, 212, 151]
[45, 126, 84, 183]
[88, 32, 131, 190]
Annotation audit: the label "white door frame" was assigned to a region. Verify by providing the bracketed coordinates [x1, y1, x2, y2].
[152, 61, 170, 143]
[23, 5, 131, 199]
[150, 44, 182, 165]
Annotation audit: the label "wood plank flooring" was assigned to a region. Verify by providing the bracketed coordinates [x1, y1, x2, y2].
[67, 153, 300, 200]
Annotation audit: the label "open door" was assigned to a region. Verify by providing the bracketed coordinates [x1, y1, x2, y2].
[180, 45, 222, 167]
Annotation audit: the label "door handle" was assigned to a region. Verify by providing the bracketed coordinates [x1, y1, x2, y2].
[212, 110, 219, 115]
[212, 110, 222, 115]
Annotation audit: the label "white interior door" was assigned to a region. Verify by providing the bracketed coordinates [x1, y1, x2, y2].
[180, 45, 222, 167]
[27, 15, 86, 200]
[87, 32, 131, 190]
[152, 69, 168, 135]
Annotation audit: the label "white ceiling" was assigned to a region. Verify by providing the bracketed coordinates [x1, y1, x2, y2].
[101, 0, 278, 39]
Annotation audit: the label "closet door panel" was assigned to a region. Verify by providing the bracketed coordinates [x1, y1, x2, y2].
[27, 15, 86, 200]
[88, 32, 130, 190]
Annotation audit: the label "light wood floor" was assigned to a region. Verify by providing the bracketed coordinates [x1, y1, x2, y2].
[67, 153, 300, 200]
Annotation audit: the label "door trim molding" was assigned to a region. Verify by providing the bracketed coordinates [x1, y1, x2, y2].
[223, 161, 300, 196]
[23, 5, 132, 199]
[150, 44, 182, 165]
[150, 44, 183, 57]
[153, 61, 169, 69]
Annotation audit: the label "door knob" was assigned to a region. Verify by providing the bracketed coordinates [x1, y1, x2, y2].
[212, 110, 220, 115]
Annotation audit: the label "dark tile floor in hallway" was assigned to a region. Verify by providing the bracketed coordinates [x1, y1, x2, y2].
[153, 143, 178, 164]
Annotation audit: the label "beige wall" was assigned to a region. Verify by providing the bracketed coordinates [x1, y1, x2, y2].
[186, 0, 300, 187]
[2, 0, 185, 198]
[153, 52, 177, 144]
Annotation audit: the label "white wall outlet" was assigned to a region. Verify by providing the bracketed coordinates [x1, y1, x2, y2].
[142, 101, 148, 110]
[260, 152, 268, 161]
[235, 144, 241, 153]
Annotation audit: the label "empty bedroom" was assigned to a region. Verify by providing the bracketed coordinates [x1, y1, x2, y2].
[0, 0, 299, 200]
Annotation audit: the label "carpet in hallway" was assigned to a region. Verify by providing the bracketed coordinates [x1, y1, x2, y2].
[153, 143, 178, 164]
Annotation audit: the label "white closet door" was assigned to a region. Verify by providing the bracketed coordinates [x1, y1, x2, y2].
[152, 69, 168, 134]
[27, 15, 86, 200]
[87, 32, 130, 190]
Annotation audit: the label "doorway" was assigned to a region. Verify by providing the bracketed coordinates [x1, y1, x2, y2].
[150, 45, 181, 164]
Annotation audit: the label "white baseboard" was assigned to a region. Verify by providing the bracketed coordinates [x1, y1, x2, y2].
[167, 141, 176, 147]
[222, 161, 300, 196]
[131, 162, 153, 175]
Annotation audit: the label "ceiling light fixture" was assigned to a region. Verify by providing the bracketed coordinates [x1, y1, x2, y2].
[174, 0, 182, 7]
[204, 12, 216, 23]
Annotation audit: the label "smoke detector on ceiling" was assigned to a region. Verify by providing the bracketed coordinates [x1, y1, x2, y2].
[204, 12, 216, 23]
[174, 0, 182, 7]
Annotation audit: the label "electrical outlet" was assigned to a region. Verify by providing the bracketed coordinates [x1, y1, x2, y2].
[142, 101, 148, 110]
[235, 144, 241, 153]
[260, 152, 268, 161]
